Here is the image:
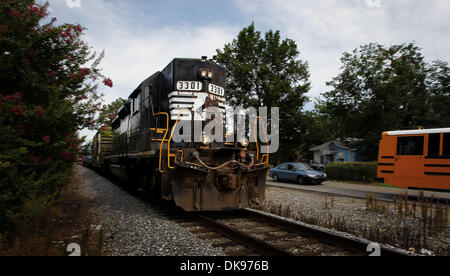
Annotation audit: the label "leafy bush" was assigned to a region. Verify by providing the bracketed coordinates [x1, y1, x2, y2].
[325, 162, 378, 182]
[0, 0, 112, 235]
[0, 233, 4, 250]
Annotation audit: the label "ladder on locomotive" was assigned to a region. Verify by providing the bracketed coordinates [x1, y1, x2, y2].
[150, 112, 184, 173]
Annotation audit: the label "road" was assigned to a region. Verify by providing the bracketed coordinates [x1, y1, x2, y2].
[267, 179, 450, 202]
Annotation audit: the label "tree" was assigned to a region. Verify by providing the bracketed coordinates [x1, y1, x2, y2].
[300, 108, 335, 160]
[0, 0, 112, 233]
[319, 42, 449, 160]
[96, 98, 126, 127]
[426, 60, 450, 127]
[216, 23, 311, 163]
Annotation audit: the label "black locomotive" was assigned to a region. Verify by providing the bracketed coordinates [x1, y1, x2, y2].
[99, 57, 268, 211]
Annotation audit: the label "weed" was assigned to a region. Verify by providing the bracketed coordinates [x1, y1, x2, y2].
[261, 191, 449, 255]
[81, 227, 89, 256]
[323, 196, 335, 210]
[96, 229, 104, 256]
[0, 167, 104, 256]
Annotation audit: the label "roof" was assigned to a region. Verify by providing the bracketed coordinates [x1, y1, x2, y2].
[385, 128, 450, 136]
[309, 138, 363, 152]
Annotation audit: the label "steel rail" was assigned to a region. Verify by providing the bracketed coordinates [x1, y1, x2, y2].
[240, 209, 412, 257]
[196, 214, 293, 256]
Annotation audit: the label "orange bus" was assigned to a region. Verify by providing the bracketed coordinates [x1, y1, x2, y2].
[377, 128, 450, 191]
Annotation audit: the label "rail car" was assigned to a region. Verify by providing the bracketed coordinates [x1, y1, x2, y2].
[377, 128, 450, 191]
[100, 57, 269, 211]
[92, 126, 113, 170]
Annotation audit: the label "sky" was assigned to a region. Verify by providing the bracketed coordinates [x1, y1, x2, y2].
[43, 0, 450, 141]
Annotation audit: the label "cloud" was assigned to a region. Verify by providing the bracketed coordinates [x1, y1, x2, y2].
[47, 0, 237, 102]
[234, 0, 450, 101]
[46, 0, 238, 140]
[43, 0, 449, 141]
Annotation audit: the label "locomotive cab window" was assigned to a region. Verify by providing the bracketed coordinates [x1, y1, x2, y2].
[397, 136, 424, 156]
[131, 95, 140, 114]
[444, 133, 450, 156]
[428, 134, 441, 157]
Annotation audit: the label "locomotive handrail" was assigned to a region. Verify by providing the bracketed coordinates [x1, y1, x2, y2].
[154, 112, 169, 173]
[177, 149, 184, 163]
[186, 155, 255, 171]
[167, 109, 192, 169]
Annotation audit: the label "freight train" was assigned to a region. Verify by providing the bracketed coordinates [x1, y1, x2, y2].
[90, 57, 269, 211]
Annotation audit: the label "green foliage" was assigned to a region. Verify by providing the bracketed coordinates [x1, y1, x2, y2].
[0, 0, 111, 234]
[426, 60, 450, 127]
[0, 233, 4, 250]
[319, 42, 449, 160]
[300, 109, 335, 160]
[325, 162, 378, 182]
[96, 98, 125, 127]
[216, 23, 311, 163]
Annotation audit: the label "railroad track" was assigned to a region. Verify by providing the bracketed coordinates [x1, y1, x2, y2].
[101, 171, 411, 256]
[183, 209, 411, 256]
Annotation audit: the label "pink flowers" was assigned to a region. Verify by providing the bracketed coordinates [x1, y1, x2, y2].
[61, 28, 75, 42]
[36, 106, 44, 116]
[30, 155, 40, 164]
[68, 73, 76, 79]
[73, 24, 83, 33]
[3, 92, 22, 102]
[38, 8, 45, 18]
[0, 25, 8, 34]
[28, 5, 39, 14]
[11, 105, 24, 116]
[42, 136, 50, 144]
[79, 68, 90, 76]
[10, 10, 23, 20]
[82, 95, 88, 100]
[49, 71, 57, 78]
[69, 143, 78, 150]
[61, 151, 72, 161]
[103, 78, 113, 88]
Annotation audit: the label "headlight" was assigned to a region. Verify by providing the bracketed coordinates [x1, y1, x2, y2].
[207, 71, 214, 79]
[239, 138, 249, 148]
[201, 134, 212, 146]
[307, 174, 317, 178]
[199, 69, 208, 79]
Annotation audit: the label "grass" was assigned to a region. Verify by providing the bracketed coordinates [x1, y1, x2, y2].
[327, 180, 399, 189]
[0, 167, 104, 256]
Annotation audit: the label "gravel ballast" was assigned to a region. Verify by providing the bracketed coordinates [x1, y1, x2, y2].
[261, 186, 449, 255]
[76, 166, 224, 256]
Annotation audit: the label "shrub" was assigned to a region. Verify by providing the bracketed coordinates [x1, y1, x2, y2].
[0, 0, 112, 235]
[325, 162, 378, 182]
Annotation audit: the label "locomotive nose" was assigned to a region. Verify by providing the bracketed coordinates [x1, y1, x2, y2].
[218, 173, 240, 191]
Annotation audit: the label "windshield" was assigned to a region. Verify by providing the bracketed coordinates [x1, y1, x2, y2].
[292, 163, 313, 171]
